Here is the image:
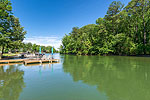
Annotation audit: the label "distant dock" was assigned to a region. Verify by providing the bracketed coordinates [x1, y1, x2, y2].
[24, 59, 59, 65]
[0, 59, 59, 66]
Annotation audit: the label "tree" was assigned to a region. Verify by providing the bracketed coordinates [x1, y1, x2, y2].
[104, 1, 124, 35]
[0, 0, 13, 54]
[0, 0, 26, 58]
[61, 0, 150, 56]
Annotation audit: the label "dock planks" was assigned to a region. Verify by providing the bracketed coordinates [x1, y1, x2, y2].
[0, 63, 23, 66]
[0, 59, 28, 63]
[24, 59, 59, 65]
[0, 59, 59, 66]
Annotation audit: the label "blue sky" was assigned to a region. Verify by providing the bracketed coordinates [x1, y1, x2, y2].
[11, 0, 131, 49]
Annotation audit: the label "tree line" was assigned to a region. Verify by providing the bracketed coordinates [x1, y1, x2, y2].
[60, 0, 150, 55]
[0, 41, 57, 54]
[21, 42, 57, 53]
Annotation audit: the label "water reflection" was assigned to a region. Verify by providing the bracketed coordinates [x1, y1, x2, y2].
[63, 55, 150, 100]
[0, 65, 25, 100]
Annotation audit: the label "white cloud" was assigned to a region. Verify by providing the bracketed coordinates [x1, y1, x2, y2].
[23, 36, 62, 50]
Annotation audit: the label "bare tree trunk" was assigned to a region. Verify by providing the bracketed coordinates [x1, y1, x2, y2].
[143, 16, 146, 45]
[0, 46, 3, 59]
[0, 53, 1, 59]
[142, 0, 146, 54]
[143, 12, 146, 44]
[136, 20, 138, 42]
[2, 46, 4, 54]
[0, 46, 4, 59]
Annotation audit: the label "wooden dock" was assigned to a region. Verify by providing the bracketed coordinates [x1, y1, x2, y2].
[0, 59, 59, 66]
[0, 59, 28, 63]
[0, 63, 23, 66]
[24, 59, 59, 65]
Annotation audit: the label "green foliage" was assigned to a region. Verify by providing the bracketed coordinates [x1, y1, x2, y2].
[61, 0, 150, 55]
[0, 0, 57, 54]
[21, 42, 58, 53]
[0, 0, 26, 55]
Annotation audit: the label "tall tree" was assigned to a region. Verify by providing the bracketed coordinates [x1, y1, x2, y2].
[104, 1, 124, 35]
[0, 0, 26, 58]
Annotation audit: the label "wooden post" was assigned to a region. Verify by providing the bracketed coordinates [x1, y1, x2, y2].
[24, 61, 26, 65]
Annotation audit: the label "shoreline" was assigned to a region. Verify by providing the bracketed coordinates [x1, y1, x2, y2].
[60, 53, 150, 57]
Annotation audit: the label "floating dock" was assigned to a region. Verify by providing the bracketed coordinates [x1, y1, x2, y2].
[0, 63, 23, 66]
[0, 59, 59, 66]
[0, 59, 28, 63]
[24, 59, 59, 65]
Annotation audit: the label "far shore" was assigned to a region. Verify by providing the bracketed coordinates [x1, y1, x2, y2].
[60, 53, 150, 57]
[1, 52, 150, 60]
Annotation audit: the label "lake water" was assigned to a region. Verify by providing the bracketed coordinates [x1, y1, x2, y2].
[0, 53, 150, 100]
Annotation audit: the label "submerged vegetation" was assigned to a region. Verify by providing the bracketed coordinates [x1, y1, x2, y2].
[61, 0, 150, 55]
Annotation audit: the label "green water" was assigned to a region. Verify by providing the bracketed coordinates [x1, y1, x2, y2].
[0, 54, 150, 100]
